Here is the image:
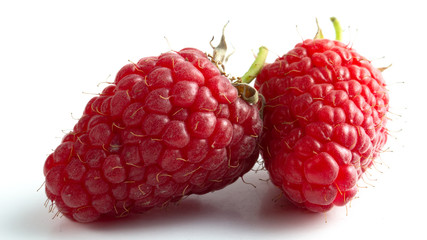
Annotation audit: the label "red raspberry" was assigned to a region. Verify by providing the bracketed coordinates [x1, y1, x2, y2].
[255, 25, 389, 212]
[43, 47, 262, 222]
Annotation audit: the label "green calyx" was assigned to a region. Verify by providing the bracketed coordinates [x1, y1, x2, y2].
[234, 46, 268, 105]
[314, 17, 343, 41]
[210, 22, 268, 105]
[210, 21, 268, 85]
[314, 18, 324, 40]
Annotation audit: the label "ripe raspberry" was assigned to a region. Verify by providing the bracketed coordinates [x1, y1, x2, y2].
[43, 47, 262, 222]
[255, 20, 389, 212]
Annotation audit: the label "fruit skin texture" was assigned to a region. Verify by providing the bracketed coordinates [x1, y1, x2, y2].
[255, 39, 389, 212]
[43, 48, 262, 222]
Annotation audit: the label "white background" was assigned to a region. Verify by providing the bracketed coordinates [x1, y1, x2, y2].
[0, 0, 423, 239]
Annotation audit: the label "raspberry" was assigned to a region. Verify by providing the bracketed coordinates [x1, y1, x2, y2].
[255, 19, 389, 212]
[43, 47, 263, 223]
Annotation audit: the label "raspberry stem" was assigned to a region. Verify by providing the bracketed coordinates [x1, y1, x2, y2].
[241, 46, 268, 84]
[330, 17, 342, 41]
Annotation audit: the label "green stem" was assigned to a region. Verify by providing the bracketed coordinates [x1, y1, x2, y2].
[330, 17, 342, 41]
[241, 46, 269, 84]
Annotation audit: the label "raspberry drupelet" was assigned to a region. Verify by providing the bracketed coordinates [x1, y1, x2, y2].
[255, 20, 389, 212]
[43, 47, 263, 223]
